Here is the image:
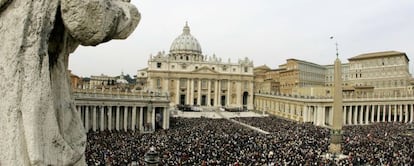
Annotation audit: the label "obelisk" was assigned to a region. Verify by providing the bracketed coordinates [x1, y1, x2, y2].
[328, 56, 343, 154]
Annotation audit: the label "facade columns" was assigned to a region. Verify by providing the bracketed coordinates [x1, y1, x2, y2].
[190, 79, 194, 105]
[382, 105, 386, 122]
[399, 104, 403, 122]
[217, 80, 221, 106]
[237, 82, 242, 106]
[186, 79, 191, 105]
[226, 81, 231, 106]
[207, 80, 211, 106]
[197, 80, 202, 105]
[303, 105, 308, 122]
[116, 106, 120, 131]
[176, 79, 180, 104]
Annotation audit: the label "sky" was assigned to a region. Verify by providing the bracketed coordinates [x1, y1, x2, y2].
[69, 0, 414, 77]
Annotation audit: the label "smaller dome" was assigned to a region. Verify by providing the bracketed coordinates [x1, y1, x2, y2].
[169, 22, 202, 55]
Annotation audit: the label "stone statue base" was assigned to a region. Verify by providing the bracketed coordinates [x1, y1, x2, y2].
[328, 143, 341, 154]
[321, 152, 348, 161]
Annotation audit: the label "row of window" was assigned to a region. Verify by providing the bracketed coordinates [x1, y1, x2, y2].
[350, 56, 406, 69]
[156, 62, 250, 73]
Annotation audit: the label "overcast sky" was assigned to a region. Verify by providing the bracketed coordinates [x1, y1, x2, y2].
[69, 0, 414, 77]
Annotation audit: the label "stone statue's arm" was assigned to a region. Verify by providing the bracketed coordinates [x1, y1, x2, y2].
[60, 0, 140, 46]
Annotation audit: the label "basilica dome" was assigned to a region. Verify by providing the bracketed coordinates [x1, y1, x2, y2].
[170, 22, 202, 55]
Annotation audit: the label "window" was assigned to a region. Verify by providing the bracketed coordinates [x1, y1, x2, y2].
[212, 67, 215, 70]
[171, 65, 175, 69]
[156, 62, 162, 68]
[156, 79, 161, 88]
[244, 67, 248, 72]
[195, 66, 198, 70]
[202, 80, 207, 89]
[180, 79, 187, 88]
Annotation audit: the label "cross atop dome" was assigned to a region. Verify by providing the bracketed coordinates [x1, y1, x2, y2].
[183, 21, 190, 34]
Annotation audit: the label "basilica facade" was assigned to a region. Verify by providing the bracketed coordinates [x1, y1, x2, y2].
[137, 23, 254, 109]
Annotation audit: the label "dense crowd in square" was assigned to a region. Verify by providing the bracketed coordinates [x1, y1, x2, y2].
[86, 116, 414, 165]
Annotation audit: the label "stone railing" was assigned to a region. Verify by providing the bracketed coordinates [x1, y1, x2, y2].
[256, 91, 414, 101]
[72, 89, 169, 101]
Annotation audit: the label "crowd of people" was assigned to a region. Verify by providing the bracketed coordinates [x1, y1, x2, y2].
[86, 116, 414, 165]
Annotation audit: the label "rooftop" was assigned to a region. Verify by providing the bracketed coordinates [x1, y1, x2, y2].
[348, 51, 408, 61]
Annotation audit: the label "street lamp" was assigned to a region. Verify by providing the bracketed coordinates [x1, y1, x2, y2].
[144, 146, 159, 166]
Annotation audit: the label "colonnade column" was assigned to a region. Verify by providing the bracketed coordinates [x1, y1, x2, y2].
[108, 106, 112, 131]
[370, 105, 374, 123]
[382, 105, 386, 122]
[343, 106, 347, 125]
[388, 105, 392, 122]
[358, 105, 363, 125]
[317, 105, 324, 126]
[410, 104, 413, 123]
[376, 105, 380, 123]
[85, 106, 89, 132]
[124, 106, 128, 131]
[116, 106, 120, 131]
[405, 104, 409, 123]
[100, 106, 104, 131]
[329, 106, 333, 126]
[365, 105, 369, 124]
[399, 104, 403, 122]
[352, 106, 357, 125]
[393, 104, 397, 122]
[92, 106, 97, 131]
[151, 107, 156, 130]
[347, 106, 352, 125]
[132, 106, 136, 131]
[190, 79, 194, 105]
[139, 107, 143, 131]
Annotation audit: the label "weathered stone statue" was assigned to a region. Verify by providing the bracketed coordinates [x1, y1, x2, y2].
[0, 0, 140, 165]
